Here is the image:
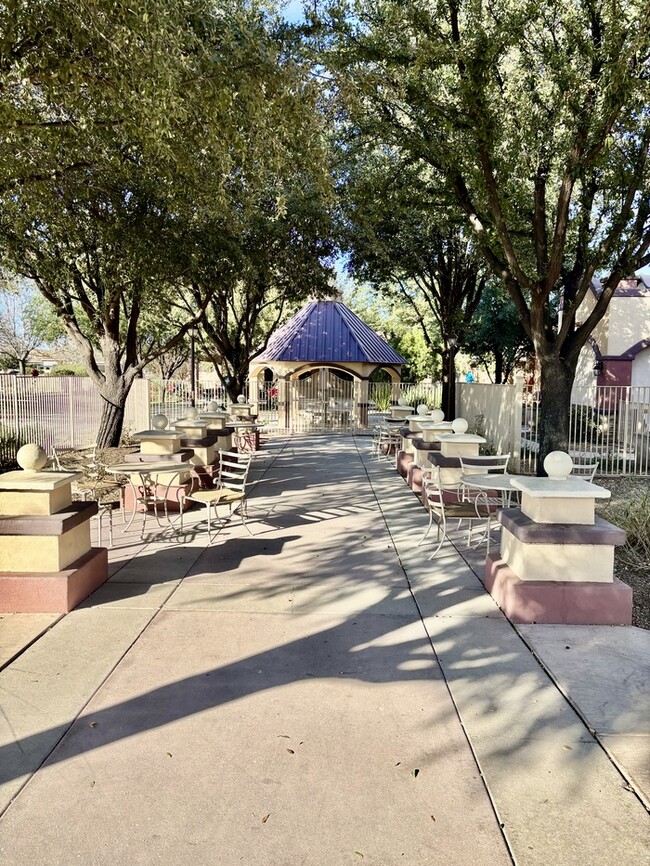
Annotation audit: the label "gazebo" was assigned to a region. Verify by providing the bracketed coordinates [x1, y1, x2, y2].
[250, 299, 405, 431]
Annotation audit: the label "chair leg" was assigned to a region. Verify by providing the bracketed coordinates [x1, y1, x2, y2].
[418, 509, 434, 545]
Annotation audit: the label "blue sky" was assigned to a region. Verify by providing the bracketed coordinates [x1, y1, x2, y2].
[280, 1, 306, 23]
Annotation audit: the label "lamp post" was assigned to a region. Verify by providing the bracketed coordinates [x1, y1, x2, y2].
[190, 327, 196, 408]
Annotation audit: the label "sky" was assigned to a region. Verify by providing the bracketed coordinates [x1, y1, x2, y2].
[280, 1, 306, 23]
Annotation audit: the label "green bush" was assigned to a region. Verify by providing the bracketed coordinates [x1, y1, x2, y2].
[401, 386, 438, 409]
[49, 364, 87, 376]
[371, 384, 393, 411]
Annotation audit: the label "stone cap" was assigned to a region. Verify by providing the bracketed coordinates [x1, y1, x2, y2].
[133, 430, 182, 440]
[437, 433, 486, 443]
[512, 476, 610, 499]
[499, 508, 626, 545]
[0, 470, 82, 491]
[0, 501, 97, 536]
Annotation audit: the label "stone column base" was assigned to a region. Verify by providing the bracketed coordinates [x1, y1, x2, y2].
[483, 552, 633, 625]
[406, 464, 424, 495]
[0, 547, 109, 613]
[121, 480, 194, 514]
[396, 451, 414, 478]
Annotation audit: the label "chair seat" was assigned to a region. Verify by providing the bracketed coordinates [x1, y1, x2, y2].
[187, 488, 243, 504]
[444, 502, 482, 517]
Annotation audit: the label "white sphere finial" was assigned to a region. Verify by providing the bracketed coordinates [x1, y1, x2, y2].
[152, 414, 169, 430]
[17, 443, 48, 471]
[543, 450, 573, 480]
[207, 400, 218, 412]
[186, 407, 199, 420]
[237, 394, 247, 404]
[397, 397, 407, 406]
[451, 417, 469, 434]
[416, 403, 429, 416]
[430, 409, 445, 423]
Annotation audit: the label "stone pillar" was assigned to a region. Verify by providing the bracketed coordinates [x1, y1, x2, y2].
[0, 445, 108, 613]
[484, 452, 632, 624]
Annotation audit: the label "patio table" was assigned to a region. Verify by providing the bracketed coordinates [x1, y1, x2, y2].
[459, 473, 523, 508]
[105, 461, 187, 538]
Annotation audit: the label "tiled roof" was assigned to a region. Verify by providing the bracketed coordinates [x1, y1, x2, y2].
[257, 301, 405, 364]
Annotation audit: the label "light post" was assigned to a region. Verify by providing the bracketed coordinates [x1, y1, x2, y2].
[190, 327, 196, 408]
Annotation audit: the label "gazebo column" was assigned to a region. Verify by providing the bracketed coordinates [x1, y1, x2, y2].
[355, 378, 369, 428]
[278, 376, 290, 431]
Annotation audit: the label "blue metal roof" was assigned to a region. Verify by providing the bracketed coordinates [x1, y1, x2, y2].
[257, 301, 405, 365]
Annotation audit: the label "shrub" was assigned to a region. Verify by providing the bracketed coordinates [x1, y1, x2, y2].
[606, 493, 650, 575]
[401, 386, 438, 409]
[49, 364, 87, 376]
[371, 384, 393, 411]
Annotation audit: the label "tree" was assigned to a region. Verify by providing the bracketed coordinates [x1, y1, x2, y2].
[344, 283, 439, 381]
[0, 1, 332, 445]
[0, 277, 64, 372]
[340, 153, 486, 416]
[316, 0, 650, 467]
[462, 283, 533, 384]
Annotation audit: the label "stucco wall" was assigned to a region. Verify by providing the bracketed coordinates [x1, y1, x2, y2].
[607, 296, 650, 356]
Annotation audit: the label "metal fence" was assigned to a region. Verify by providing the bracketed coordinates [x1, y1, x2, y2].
[4, 372, 647, 477]
[521, 385, 650, 476]
[0, 374, 103, 464]
[0, 375, 149, 466]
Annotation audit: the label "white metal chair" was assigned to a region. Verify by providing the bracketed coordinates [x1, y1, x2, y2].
[419, 467, 493, 559]
[51, 445, 120, 546]
[571, 459, 599, 481]
[459, 454, 512, 506]
[180, 450, 253, 542]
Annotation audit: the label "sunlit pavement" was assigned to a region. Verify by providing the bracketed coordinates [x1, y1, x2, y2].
[0, 435, 648, 865]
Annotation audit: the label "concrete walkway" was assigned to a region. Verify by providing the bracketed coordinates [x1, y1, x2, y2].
[0, 435, 648, 865]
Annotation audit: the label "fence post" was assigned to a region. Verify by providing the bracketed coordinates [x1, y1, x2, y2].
[11, 375, 19, 439]
[67, 378, 76, 447]
[512, 373, 525, 465]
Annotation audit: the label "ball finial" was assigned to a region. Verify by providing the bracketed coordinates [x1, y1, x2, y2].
[207, 400, 218, 412]
[451, 417, 469, 434]
[430, 409, 445, 423]
[543, 450, 574, 480]
[151, 414, 168, 430]
[17, 443, 48, 472]
[416, 403, 429, 416]
[236, 394, 247, 404]
[186, 407, 199, 420]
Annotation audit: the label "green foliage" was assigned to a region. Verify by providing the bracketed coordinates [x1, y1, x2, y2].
[370, 383, 392, 411]
[344, 284, 439, 380]
[318, 0, 650, 459]
[461, 282, 532, 383]
[0, 0, 335, 443]
[49, 365, 86, 376]
[401, 386, 438, 409]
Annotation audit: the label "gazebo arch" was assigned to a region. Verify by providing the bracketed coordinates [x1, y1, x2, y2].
[250, 300, 405, 431]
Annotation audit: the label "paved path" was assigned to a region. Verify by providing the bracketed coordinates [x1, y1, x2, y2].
[0, 435, 648, 865]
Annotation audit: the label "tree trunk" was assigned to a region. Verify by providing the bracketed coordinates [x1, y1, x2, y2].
[536, 354, 576, 475]
[494, 350, 504, 384]
[95, 392, 127, 448]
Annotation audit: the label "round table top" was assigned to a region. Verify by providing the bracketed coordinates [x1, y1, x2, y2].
[459, 473, 521, 491]
[105, 462, 185, 475]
